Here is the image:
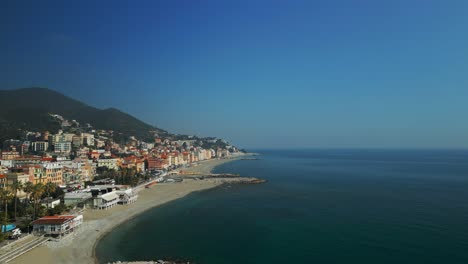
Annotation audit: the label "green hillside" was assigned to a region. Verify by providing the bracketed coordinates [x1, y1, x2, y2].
[0, 87, 166, 145]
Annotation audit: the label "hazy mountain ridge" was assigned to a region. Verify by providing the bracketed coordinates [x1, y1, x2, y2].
[0, 87, 166, 145]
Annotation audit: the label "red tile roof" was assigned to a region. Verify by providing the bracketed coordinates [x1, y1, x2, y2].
[31, 215, 75, 225]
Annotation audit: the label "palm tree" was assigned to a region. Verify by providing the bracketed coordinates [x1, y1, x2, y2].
[44, 182, 56, 208]
[23, 181, 34, 201]
[9, 181, 23, 221]
[31, 183, 45, 220]
[0, 188, 13, 226]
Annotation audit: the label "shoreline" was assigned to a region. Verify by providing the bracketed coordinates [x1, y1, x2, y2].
[10, 153, 254, 264]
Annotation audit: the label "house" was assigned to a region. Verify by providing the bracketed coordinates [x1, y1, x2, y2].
[41, 198, 61, 208]
[31, 214, 83, 238]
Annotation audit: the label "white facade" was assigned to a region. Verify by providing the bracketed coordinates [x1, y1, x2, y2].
[97, 159, 119, 170]
[82, 133, 95, 146]
[32, 214, 83, 237]
[55, 141, 72, 153]
[94, 191, 119, 210]
[32, 141, 49, 152]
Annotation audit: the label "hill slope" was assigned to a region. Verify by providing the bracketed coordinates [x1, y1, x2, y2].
[0, 87, 166, 144]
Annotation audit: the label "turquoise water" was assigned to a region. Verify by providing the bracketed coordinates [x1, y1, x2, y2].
[96, 149, 468, 263]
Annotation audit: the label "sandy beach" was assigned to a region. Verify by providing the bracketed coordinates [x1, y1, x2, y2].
[10, 155, 248, 264]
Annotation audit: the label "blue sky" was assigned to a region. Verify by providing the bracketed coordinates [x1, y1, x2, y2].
[2, 0, 468, 149]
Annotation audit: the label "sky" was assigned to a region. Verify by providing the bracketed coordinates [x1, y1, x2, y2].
[1, 0, 468, 149]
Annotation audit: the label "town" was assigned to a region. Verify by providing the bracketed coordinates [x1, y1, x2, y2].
[0, 113, 243, 261]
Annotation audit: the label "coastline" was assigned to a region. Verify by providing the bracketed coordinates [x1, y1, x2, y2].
[10, 154, 252, 264]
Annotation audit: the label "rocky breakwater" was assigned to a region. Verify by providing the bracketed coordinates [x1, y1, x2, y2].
[207, 176, 267, 185]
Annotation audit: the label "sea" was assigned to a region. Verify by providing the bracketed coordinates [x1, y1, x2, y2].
[96, 149, 468, 264]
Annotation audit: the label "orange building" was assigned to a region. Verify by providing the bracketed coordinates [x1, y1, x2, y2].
[43, 163, 63, 185]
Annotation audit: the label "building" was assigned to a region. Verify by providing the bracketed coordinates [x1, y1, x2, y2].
[31, 141, 49, 152]
[31, 214, 83, 238]
[0, 159, 14, 168]
[82, 133, 95, 146]
[0, 174, 7, 188]
[97, 158, 119, 170]
[6, 172, 30, 197]
[72, 135, 83, 147]
[43, 163, 63, 185]
[12, 156, 42, 167]
[54, 141, 72, 154]
[147, 157, 167, 170]
[41, 198, 61, 208]
[116, 188, 138, 205]
[64, 192, 92, 207]
[94, 191, 119, 210]
[1, 149, 20, 160]
[26, 165, 46, 184]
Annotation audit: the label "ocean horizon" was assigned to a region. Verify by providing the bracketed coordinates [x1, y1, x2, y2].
[96, 149, 468, 264]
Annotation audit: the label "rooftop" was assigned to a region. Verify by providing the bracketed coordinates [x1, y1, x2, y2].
[31, 215, 75, 225]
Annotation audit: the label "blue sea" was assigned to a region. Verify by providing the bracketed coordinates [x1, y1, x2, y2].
[96, 149, 468, 263]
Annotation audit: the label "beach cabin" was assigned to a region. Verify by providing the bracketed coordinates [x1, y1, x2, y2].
[31, 214, 83, 238]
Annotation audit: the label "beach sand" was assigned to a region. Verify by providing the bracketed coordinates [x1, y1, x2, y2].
[10, 155, 245, 264]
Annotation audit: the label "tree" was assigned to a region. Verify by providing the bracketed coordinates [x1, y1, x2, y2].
[9, 181, 23, 221]
[0, 188, 13, 225]
[31, 183, 45, 220]
[44, 182, 56, 201]
[23, 181, 34, 201]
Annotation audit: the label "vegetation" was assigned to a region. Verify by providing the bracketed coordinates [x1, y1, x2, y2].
[0, 181, 65, 234]
[201, 139, 229, 150]
[95, 167, 147, 186]
[0, 87, 167, 148]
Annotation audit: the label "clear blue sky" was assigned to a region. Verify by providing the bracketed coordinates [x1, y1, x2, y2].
[2, 0, 468, 149]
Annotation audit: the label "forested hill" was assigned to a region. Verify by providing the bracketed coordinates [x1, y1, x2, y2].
[0, 87, 166, 144]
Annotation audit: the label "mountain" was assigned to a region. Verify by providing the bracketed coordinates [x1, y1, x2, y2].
[0, 87, 166, 145]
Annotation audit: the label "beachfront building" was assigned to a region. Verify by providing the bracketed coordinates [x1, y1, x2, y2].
[94, 191, 119, 210]
[116, 188, 138, 205]
[64, 192, 92, 207]
[31, 214, 83, 238]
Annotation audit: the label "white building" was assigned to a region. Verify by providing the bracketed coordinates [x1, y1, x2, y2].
[97, 158, 119, 170]
[55, 141, 72, 153]
[31, 214, 83, 238]
[82, 133, 95, 146]
[116, 189, 138, 205]
[31, 141, 49, 152]
[94, 191, 119, 210]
